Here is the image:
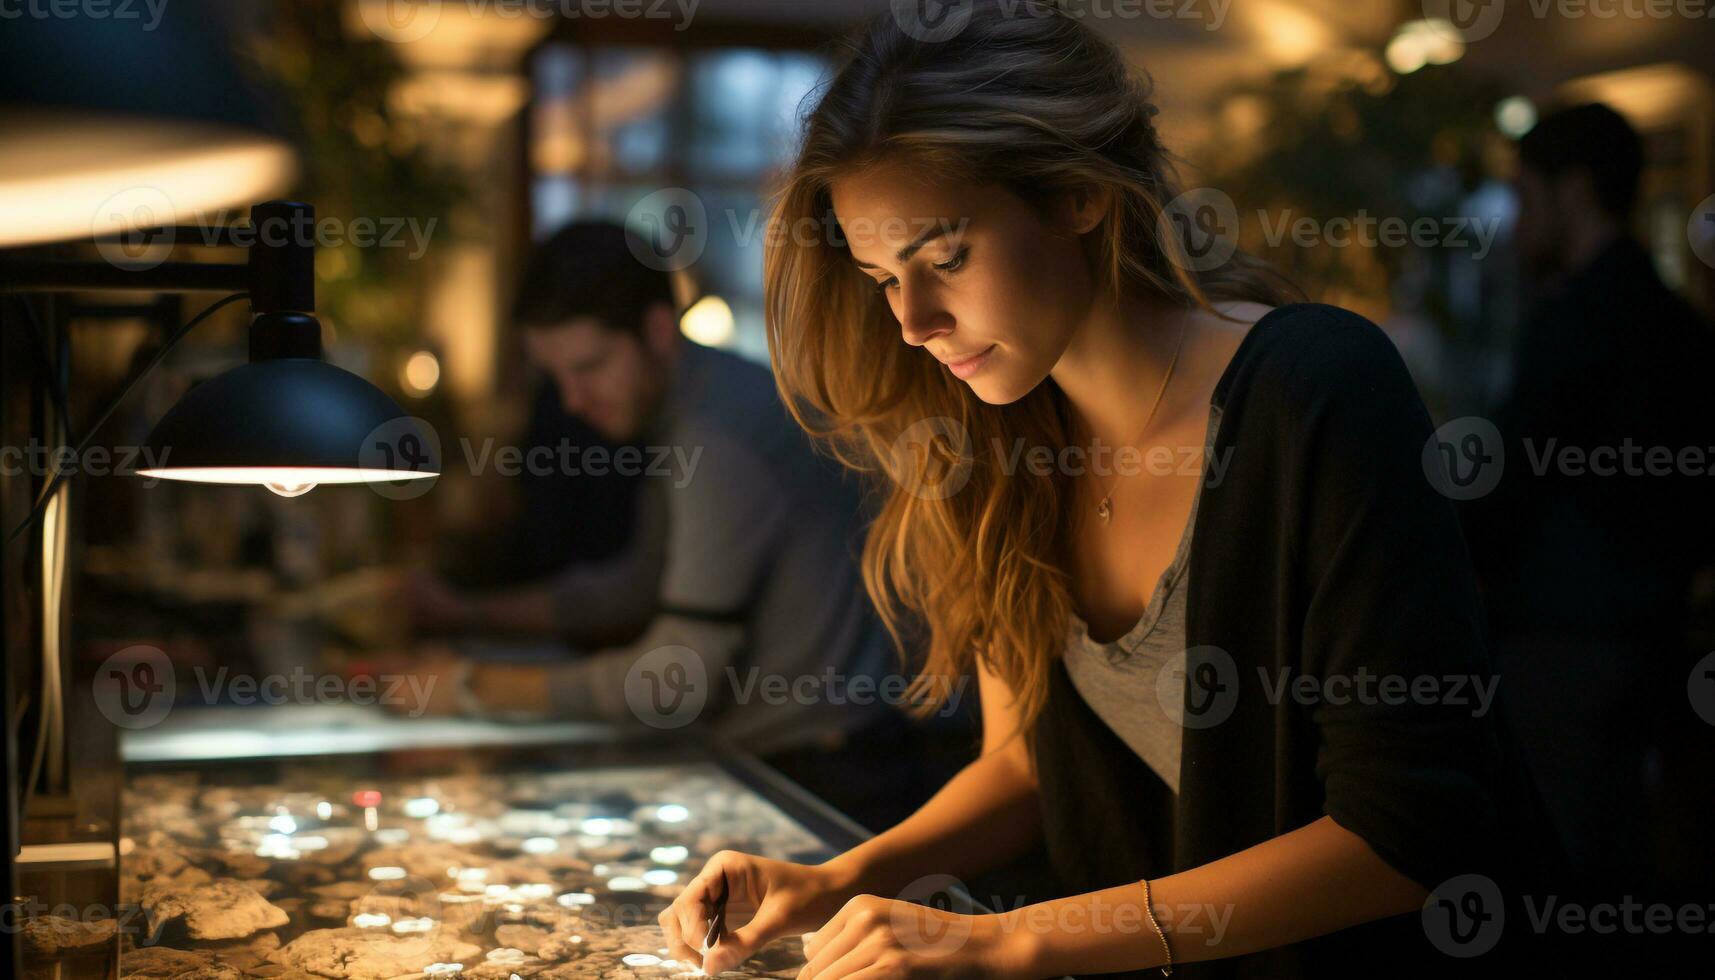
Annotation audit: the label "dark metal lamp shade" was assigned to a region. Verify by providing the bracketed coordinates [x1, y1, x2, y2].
[139, 359, 439, 497]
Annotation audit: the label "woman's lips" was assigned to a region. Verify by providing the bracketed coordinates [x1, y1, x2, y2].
[944, 344, 996, 380]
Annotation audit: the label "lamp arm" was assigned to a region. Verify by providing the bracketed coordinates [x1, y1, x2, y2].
[4, 291, 251, 545]
[0, 261, 249, 295]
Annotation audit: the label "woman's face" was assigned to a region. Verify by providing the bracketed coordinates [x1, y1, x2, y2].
[830, 159, 1100, 405]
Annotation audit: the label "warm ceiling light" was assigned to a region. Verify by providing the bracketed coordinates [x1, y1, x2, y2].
[401, 350, 442, 396]
[1387, 19, 1467, 75]
[680, 295, 735, 347]
[0, 115, 298, 249]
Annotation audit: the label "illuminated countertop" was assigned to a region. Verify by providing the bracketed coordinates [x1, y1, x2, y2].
[29, 726, 877, 979]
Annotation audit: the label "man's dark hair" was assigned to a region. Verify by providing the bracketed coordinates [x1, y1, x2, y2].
[1517, 103, 1645, 220]
[511, 221, 676, 334]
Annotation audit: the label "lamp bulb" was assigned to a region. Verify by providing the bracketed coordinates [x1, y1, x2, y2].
[266, 482, 317, 498]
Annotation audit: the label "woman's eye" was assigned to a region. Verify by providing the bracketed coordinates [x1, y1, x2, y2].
[876, 277, 899, 293]
[934, 247, 968, 273]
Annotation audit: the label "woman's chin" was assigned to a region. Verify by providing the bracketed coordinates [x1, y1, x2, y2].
[964, 374, 1034, 406]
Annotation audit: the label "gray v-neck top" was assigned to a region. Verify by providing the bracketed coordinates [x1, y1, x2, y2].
[1062, 403, 1223, 797]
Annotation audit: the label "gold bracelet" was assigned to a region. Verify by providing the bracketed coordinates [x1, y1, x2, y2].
[1139, 878, 1173, 976]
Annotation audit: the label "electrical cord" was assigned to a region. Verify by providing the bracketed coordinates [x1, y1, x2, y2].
[5, 291, 250, 546]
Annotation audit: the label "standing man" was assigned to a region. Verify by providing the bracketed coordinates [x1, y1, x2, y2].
[1465, 103, 1715, 899]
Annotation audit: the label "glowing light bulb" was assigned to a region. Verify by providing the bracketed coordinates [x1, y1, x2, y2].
[266, 481, 316, 497]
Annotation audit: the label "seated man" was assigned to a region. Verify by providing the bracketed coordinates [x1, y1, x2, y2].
[405, 221, 914, 764]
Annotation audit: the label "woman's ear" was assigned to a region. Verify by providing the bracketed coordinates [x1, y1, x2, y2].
[1056, 185, 1113, 236]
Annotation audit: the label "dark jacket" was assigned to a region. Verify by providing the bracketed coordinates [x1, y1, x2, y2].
[1466, 237, 1715, 644]
[1030, 304, 1522, 979]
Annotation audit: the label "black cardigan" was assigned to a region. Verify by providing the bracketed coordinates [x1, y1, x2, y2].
[1029, 304, 1512, 979]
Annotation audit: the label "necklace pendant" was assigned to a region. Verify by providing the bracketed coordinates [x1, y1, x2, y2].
[1097, 497, 1113, 524]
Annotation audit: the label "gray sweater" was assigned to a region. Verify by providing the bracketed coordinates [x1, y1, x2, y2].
[541, 342, 893, 754]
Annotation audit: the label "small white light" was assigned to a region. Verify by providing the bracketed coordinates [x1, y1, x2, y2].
[607, 876, 648, 891]
[369, 866, 407, 881]
[392, 917, 435, 934]
[404, 797, 441, 818]
[521, 837, 558, 854]
[1495, 96, 1537, 139]
[643, 869, 678, 886]
[655, 804, 689, 823]
[650, 845, 689, 864]
[353, 913, 392, 929]
[580, 817, 614, 835]
[558, 891, 596, 908]
[623, 954, 662, 967]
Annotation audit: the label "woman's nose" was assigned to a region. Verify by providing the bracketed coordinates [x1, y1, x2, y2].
[897, 284, 953, 347]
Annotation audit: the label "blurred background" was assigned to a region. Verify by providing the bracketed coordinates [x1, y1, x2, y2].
[16, 0, 1712, 626]
[2, 0, 1714, 966]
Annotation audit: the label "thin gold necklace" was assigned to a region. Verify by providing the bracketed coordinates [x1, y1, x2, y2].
[1094, 317, 1190, 526]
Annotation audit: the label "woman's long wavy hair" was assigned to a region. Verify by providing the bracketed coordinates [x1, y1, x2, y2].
[765, 1, 1297, 749]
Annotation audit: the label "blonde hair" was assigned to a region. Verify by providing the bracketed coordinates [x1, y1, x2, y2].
[765, 0, 1295, 747]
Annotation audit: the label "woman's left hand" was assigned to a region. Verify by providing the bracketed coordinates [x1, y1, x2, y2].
[797, 894, 1035, 980]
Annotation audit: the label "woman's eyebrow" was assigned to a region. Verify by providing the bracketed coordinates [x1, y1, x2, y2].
[852, 225, 954, 269]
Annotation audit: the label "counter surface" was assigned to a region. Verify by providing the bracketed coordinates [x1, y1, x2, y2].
[37, 735, 870, 979]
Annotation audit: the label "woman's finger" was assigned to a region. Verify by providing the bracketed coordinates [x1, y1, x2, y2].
[834, 963, 901, 980]
[672, 856, 733, 959]
[797, 905, 868, 980]
[658, 904, 702, 967]
[802, 934, 887, 980]
[702, 900, 787, 976]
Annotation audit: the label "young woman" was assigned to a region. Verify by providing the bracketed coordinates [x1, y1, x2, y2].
[660, 4, 1505, 978]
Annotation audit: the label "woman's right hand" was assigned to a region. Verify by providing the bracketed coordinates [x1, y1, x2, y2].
[659, 849, 854, 975]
